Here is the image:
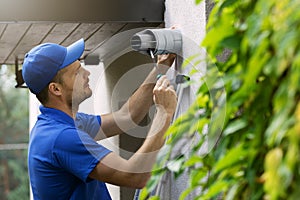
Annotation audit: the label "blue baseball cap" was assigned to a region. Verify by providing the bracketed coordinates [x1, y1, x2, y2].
[22, 38, 85, 94]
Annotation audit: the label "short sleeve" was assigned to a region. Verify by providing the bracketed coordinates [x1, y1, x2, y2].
[75, 113, 101, 138]
[53, 128, 111, 182]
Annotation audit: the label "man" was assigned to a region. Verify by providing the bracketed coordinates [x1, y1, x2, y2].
[23, 38, 177, 199]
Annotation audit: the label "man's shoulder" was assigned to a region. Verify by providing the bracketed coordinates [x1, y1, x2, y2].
[76, 112, 98, 121]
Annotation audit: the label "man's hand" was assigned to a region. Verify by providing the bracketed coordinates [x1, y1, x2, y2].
[157, 54, 177, 70]
[153, 75, 177, 116]
[155, 53, 177, 75]
[157, 54, 176, 67]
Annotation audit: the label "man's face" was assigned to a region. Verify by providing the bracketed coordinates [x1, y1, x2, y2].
[60, 60, 92, 107]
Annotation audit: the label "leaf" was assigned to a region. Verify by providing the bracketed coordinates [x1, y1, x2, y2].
[167, 156, 185, 173]
[213, 144, 247, 174]
[195, 0, 203, 5]
[265, 109, 289, 146]
[202, 4, 236, 55]
[179, 187, 196, 200]
[225, 184, 239, 200]
[220, 35, 242, 51]
[202, 180, 229, 199]
[265, 148, 283, 171]
[139, 188, 149, 200]
[223, 119, 247, 136]
[188, 117, 209, 136]
[190, 169, 208, 187]
[145, 173, 162, 193]
[184, 155, 203, 167]
[149, 196, 160, 200]
[166, 121, 191, 144]
[155, 144, 171, 167]
[220, 0, 238, 10]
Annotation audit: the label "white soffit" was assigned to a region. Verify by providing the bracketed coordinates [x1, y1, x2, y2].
[0, 0, 164, 65]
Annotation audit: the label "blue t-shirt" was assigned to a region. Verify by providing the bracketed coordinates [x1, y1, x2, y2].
[28, 106, 112, 200]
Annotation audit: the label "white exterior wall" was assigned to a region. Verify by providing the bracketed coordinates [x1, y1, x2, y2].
[165, 0, 206, 47]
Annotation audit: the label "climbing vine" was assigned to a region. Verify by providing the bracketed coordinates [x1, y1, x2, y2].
[141, 0, 300, 199]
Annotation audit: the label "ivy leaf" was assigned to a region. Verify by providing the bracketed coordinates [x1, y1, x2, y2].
[220, 0, 238, 10]
[220, 35, 241, 51]
[167, 156, 185, 173]
[225, 184, 239, 200]
[223, 119, 247, 136]
[149, 196, 160, 200]
[213, 144, 247, 174]
[184, 155, 203, 167]
[179, 187, 196, 200]
[195, 0, 203, 5]
[139, 188, 149, 200]
[201, 180, 229, 199]
[190, 169, 207, 187]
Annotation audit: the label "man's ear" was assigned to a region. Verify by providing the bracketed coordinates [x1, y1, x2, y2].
[48, 82, 62, 96]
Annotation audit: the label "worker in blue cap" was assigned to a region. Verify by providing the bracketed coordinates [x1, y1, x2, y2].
[23, 38, 177, 200]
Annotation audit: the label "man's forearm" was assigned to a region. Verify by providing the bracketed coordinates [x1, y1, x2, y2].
[119, 109, 172, 173]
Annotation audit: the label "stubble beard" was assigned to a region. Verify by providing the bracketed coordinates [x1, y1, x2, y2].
[69, 88, 93, 111]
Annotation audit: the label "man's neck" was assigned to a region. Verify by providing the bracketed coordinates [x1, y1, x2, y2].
[44, 102, 79, 119]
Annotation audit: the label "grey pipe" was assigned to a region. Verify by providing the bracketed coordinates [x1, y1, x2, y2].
[131, 29, 182, 56]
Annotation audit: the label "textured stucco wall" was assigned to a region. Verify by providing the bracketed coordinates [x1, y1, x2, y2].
[165, 0, 206, 46]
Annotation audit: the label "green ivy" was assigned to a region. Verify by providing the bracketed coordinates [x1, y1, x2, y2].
[142, 0, 300, 199]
